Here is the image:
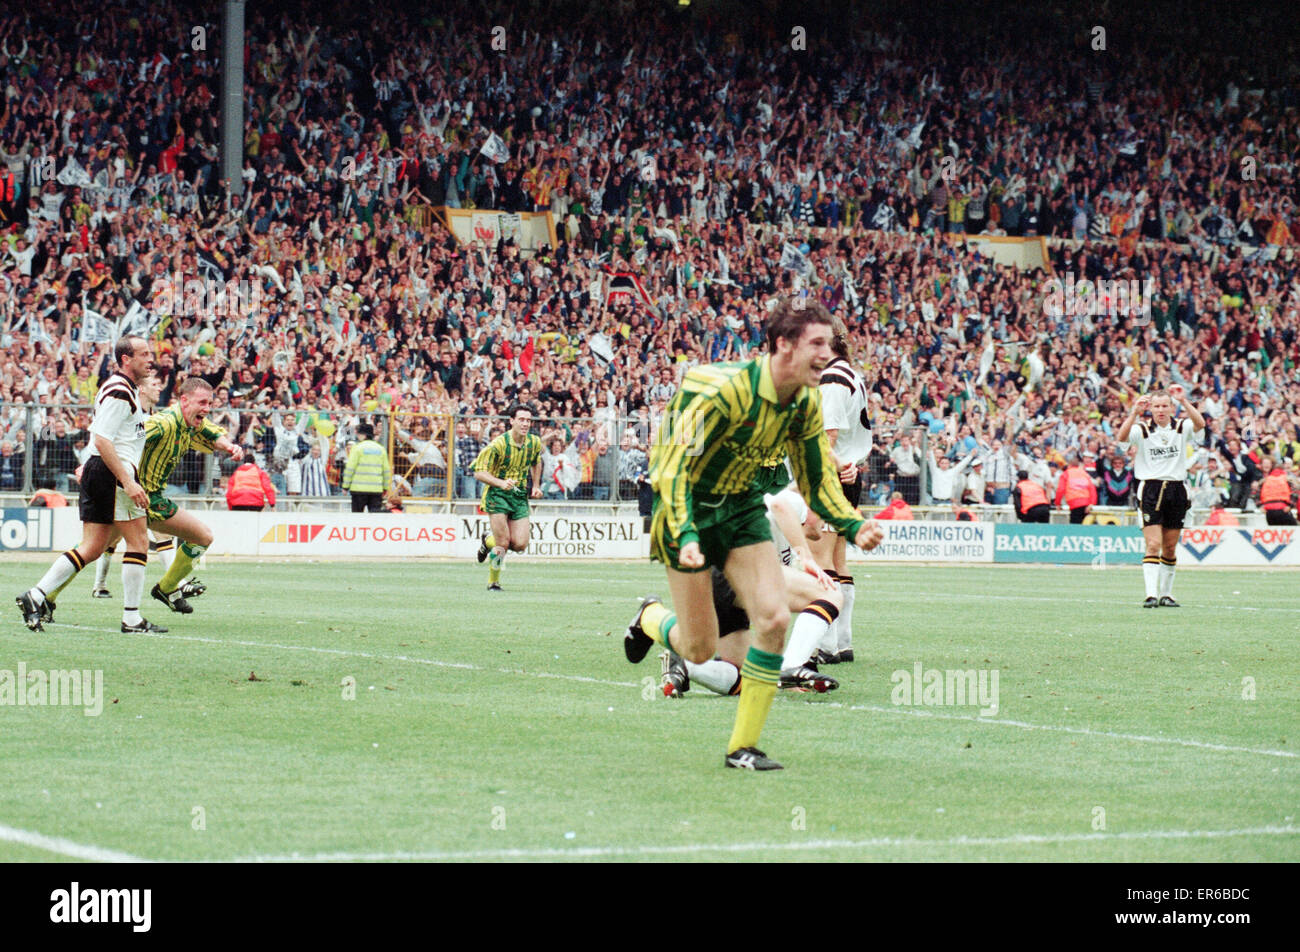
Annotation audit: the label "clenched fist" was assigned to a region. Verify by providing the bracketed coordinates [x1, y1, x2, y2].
[854, 519, 885, 552]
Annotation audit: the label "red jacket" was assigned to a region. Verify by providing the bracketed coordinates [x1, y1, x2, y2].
[875, 498, 914, 520]
[226, 463, 276, 510]
[1055, 465, 1099, 509]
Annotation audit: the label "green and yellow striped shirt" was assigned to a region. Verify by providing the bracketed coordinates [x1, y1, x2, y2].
[140, 405, 225, 493]
[650, 355, 864, 549]
[472, 432, 543, 494]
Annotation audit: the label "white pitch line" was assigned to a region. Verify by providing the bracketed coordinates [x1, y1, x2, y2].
[45, 622, 640, 689]
[39, 623, 1293, 758]
[858, 586, 1300, 614]
[0, 822, 149, 863]
[233, 825, 1299, 862]
[825, 702, 1298, 759]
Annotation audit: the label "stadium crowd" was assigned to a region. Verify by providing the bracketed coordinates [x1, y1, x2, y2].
[1, 0, 1299, 515]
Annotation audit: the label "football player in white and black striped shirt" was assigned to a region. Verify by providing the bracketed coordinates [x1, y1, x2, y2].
[809, 316, 872, 662]
[16, 337, 168, 634]
[1117, 388, 1206, 608]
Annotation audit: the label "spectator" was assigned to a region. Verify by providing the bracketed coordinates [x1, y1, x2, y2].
[226, 460, 277, 511]
[33, 417, 82, 492]
[616, 429, 648, 502]
[540, 436, 578, 499]
[300, 442, 332, 497]
[0, 440, 23, 491]
[874, 491, 914, 520]
[1099, 452, 1134, 507]
[1055, 453, 1099, 524]
[1014, 469, 1051, 523]
[890, 433, 923, 505]
[1258, 458, 1297, 526]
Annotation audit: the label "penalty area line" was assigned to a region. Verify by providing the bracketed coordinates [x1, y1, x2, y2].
[231, 825, 1299, 862]
[0, 822, 150, 863]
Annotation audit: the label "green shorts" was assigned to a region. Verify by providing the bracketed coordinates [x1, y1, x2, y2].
[751, 461, 791, 495]
[650, 488, 772, 573]
[483, 487, 531, 522]
[147, 491, 178, 524]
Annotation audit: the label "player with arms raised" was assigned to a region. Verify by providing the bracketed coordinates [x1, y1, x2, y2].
[1116, 387, 1205, 607]
[624, 297, 883, 771]
[473, 404, 543, 591]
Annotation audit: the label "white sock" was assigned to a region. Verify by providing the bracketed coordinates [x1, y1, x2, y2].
[94, 552, 113, 589]
[820, 581, 843, 655]
[122, 552, 147, 626]
[1159, 562, 1176, 598]
[783, 600, 840, 670]
[1143, 560, 1159, 598]
[685, 659, 739, 695]
[34, 551, 82, 604]
[155, 543, 175, 572]
[837, 577, 856, 651]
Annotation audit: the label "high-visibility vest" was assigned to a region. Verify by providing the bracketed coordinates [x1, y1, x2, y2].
[1260, 473, 1292, 510]
[1017, 479, 1049, 511]
[342, 440, 391, 494]
[1061, 467, 1095, 508]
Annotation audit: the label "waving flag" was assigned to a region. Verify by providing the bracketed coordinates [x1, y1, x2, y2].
[603, 270, 655, 310]
[780, 242, 812, 276]
[480, 132, 510, 164]
[81, 309, 117, 344]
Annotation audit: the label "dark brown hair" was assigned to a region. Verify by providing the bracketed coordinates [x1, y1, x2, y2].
[765, 296, 834, 353]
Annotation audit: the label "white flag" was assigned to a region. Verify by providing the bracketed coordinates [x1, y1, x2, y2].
[780, 242, 811, 276]
[81, 309, 116, 344]
[479, 132, 510, 164]
[119, 299, 153, 338]
[57, 157, 93, 187]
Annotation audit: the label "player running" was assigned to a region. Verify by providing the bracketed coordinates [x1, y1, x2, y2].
[16, 338, 165, 633]
[623, 297, 884, 771]
[473, 404, 543, 591]
[1116, 387, 1205, 607]
[658, 483, 851, 698]
[42, 377, 243, 620]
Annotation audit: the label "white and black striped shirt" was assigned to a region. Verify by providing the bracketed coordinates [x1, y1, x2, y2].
[88, 373, 147, 471]
[819, 356, 872, 464]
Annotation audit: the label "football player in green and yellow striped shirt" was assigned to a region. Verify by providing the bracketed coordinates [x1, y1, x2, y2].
[472, 404, 543, 591]
[45, 376, 243, 618]
[624, 297, 884, 770]
[138, 377, 244, 613]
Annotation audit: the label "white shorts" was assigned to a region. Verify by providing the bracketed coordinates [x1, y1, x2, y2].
[115, 486, 147, 522]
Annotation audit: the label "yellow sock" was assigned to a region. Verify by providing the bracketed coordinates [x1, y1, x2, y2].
[488, 551, 502, 584]
[640, 602, 677, 649]
[727, 646, 782, 754]
[160, 541, 204, 593]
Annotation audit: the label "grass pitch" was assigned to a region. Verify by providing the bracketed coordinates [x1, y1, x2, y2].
[1, 558, 1296, 862]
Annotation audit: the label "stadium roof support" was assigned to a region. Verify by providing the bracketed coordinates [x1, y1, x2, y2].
[221, 0, 246, 197]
